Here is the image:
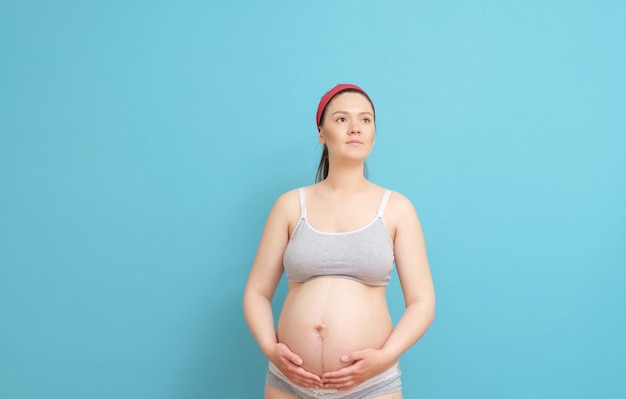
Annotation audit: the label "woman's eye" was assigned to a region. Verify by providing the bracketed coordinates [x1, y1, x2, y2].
[362, 118, 371, 123]
[336, 117, 346, 123]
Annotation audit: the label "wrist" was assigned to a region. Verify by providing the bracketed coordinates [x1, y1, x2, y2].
[379, 346, 399, 364]
[260, 340, 278, 359]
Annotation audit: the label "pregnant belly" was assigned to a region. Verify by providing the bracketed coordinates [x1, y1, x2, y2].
[277, 278, 393, 377]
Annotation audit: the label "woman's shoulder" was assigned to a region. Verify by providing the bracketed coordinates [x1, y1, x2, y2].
[270, 187, 305, 217]
[380, 187, 418, 217]
[273, 187, 300, 206]
[368, 183, 410, 204]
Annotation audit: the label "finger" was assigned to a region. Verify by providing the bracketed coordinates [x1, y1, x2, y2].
[291, 366, 322, 383]
[293, 369, 323, 388]
[322, 365, 358, 379]
[340, 354, 352, 363]
[298, 368, 321, 381]
[340, 350, 365, 364]
[289, 351, 304, 365]
[322, 375, 361, 389]
[322, 374, 356, 385]
[337, 383, 360, 391]
[279, 347, 303, 366]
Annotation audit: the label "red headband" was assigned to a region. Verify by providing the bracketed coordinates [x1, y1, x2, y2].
[316, 83, 372, 128]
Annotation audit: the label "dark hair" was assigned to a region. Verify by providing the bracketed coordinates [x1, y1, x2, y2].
[315, 89, 375, 182]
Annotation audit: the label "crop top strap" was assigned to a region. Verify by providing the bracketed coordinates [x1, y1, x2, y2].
[377, 190, 393, 218]
[298, 187, 307, 219]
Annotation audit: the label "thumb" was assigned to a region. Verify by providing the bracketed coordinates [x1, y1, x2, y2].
[340, 350, 361, 363]
[279, 343, 303, 366]
[289, 353, 303, 366]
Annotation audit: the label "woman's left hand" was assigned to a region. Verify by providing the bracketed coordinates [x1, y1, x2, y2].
[320, 348, 394, 391]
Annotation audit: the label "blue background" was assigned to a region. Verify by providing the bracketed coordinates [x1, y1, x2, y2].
[1, 1, 625, 398]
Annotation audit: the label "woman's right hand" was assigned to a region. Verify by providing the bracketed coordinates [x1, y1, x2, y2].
[269, 343, 323, 388]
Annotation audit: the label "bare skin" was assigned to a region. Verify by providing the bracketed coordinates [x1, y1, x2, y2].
[243, 92, 435, 398]
[277, 277, 392, 376]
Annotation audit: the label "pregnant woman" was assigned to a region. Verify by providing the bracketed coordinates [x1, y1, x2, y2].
[243, 84, 435, 399]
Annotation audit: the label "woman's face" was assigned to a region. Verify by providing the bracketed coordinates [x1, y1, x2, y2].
[318, 91, 376, 163]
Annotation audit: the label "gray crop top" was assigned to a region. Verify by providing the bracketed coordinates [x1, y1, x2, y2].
[283, 188, 395, 286]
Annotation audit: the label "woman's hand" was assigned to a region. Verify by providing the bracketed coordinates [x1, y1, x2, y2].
[320, 348, 394, 391]
[269, 343, 323, 389]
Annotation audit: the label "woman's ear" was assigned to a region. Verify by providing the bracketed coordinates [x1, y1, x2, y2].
[318, 128, 325, 144]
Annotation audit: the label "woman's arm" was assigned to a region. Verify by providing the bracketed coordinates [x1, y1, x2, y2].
[321, 192, 435, 390]
[243, 193, 289, 355]
[243, 191, 323, 388]
[379, 192, 436, 360]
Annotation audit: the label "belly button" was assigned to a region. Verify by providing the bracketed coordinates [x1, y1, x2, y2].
[314, 323, 326, 338]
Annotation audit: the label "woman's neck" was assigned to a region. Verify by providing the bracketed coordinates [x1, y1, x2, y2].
[322, 164, 369, 192]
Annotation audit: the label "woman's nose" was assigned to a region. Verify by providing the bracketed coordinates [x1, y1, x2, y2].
[348, 121, 361, 135]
